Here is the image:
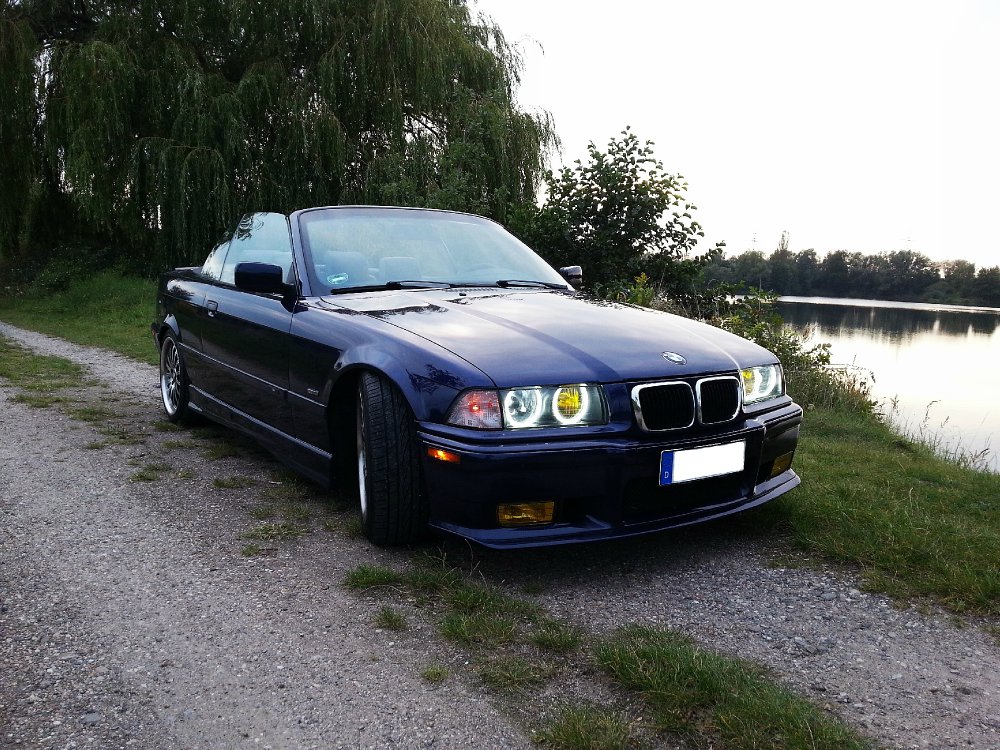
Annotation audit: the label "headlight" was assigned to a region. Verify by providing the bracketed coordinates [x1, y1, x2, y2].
[740, 364, 784, 405]
[446, 385, 607, 429]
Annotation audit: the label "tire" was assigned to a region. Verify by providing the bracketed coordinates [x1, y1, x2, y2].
[159, 332, 195, 424]
[356, 372, 427, 545]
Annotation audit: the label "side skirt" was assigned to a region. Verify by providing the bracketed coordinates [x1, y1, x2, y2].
[189, 387, 333, 488]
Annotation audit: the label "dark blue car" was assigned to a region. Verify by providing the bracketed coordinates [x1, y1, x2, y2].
[152, 206, 801, 548]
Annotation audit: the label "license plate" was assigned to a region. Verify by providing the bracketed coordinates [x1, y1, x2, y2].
[659, 441, 746, 485]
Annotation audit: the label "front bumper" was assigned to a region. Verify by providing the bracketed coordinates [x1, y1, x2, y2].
[420, 402, 802, 549]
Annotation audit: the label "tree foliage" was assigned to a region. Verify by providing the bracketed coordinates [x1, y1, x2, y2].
[513, 129, 723, 302]
[0, 0, 555, 270]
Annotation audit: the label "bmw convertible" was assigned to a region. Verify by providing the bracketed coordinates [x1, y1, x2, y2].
[152, 206, 802, 548]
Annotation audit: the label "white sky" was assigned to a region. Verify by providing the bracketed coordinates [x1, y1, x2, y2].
[473, 0, 1000, 266]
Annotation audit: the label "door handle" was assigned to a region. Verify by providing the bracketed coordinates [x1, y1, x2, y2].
[206, 300, 218, 317]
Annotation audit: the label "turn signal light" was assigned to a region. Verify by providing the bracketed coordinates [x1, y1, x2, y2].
[770, 451, 793, 477]
[497, 501, 555, 527]
[427, 447, 461, 464]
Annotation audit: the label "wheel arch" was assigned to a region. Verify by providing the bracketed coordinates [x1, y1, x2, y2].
[155, 315, 181, 347]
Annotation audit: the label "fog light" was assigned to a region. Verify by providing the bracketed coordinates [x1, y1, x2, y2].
[770, 451, 793, 477]
[497, 501, 555, 526]
[427, 447, 461, 463]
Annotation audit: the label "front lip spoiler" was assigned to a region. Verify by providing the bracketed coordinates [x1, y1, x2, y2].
[428, 469, 800, 550]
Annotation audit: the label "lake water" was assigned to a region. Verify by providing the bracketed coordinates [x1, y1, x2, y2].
[775, 296, 1000, 473]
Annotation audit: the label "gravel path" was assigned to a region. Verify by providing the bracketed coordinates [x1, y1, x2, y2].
[2, 321, 999, 750]
[0, 322, 528, 748]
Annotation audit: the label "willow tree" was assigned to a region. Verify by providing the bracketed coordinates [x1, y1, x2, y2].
[0, 0, 555, 270]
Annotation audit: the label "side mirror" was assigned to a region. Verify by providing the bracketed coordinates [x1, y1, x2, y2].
[234, 262, 287, 294]
[558, 265, 583, 291]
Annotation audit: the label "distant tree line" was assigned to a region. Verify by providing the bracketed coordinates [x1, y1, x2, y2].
[703, 233, 1000, 307]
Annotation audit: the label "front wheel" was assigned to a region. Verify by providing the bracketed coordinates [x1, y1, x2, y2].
[159, 332, 194, 424]
[356, 372, 427, 545]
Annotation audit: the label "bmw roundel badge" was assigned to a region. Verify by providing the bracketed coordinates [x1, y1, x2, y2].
[661, 351, 687, 365]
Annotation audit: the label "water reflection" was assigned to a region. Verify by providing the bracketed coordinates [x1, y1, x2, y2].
[776, 297, 1000, 472]
[776, 299, 1000, 342]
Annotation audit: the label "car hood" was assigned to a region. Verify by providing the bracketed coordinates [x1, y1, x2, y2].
[319, 289, 777, 387]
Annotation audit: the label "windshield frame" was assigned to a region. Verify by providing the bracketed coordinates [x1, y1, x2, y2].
[293, 206, 569, 295]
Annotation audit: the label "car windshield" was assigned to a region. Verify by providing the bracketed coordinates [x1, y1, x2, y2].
[297, 207, 568, 293]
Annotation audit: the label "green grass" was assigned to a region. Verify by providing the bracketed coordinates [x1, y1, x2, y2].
[0, 336, 84, 390]
[535, 705, 637, 750]
[130, 462, 171, 482]
[240, 523, 308, 541]
[762, 407, 1000, 615]
[201, 441, 245, 460]
[0, 272, 157, 364]
[476, 655, 548, 693]
[596, 625, 873, 750]
[374, 606, 408, 631]
[341, 559, 871, 750]
[212, 475, 257, 489]
[439, 611, 517, 646]
[530, 618, 582, 654]
[421, 664, 449, 684]
[11, 393, 69, 408]
[66, 405, 116, 423]
[343, 564, 407, 590]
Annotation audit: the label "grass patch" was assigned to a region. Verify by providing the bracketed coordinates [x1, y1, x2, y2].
[201, 442, 245, 460]
[421, 664, 449, 684]
[530, 619, 582, 654]
[343, 564, 407, 590]
[342, 516, 364, 538]
[241, 544, 263, 557]
[535, 704, 637, 750]
[0, 336, 85, 390]
[275, 501, 312, 521]
[597, 625, 873, 749]
[66, 405, 116, 423]
[439, 611, 517, 646]
[477, 655, 548, 693]
[446, 582, 541, 619]
[260, 473, 314, 502]
[760, 407, 1000, 615]
[174, 468, 195, 479]
[130, 462, 171, 482]
[213, 475, 257, 489]
[0, 272, 157, 364]
[374, 606, 408, 631]
[97, 425, 143, 445]
[11, 393, 69, 408]
[250, 505, 278, 520]
[341, 558, 870, 750]
[241, 523, 308, 541]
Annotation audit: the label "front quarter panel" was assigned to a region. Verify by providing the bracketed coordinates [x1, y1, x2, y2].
[287, 300, 494, 451]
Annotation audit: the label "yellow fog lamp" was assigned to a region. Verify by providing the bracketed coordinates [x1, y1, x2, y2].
[497, 501, 555, 527]
[770, 451, 794, 477]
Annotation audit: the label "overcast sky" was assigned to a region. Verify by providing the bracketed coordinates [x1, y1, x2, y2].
[473, 0, 999, 266]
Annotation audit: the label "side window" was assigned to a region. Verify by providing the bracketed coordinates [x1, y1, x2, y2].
[200, 239, 229, 281]
[220, 212, 294, 285]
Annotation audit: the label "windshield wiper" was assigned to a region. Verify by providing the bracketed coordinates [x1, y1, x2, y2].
[495, 279, 568, 290]
[327, 280, 455, 294]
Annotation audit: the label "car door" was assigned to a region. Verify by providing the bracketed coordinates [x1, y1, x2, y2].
[199, 212, 296, 435]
